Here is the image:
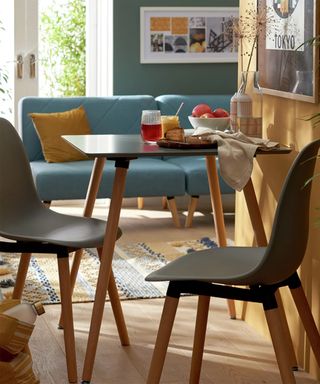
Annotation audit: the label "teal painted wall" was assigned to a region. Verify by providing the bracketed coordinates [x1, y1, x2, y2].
[113, 0, 239, 95]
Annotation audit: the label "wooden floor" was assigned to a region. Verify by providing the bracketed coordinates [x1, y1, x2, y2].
[29, 197, 319, 384]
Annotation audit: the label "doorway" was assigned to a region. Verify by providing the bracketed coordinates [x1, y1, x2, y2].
[0, 0, 112, 126]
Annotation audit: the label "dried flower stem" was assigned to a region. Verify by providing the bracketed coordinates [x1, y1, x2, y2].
[242, 35, 258, 93]
[245, 35, 257, 74]
[240, 39, 244, 72]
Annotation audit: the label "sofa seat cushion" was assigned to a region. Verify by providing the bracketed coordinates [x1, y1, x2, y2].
[31, 158, 185, 201]
[165, 156, 234, 196]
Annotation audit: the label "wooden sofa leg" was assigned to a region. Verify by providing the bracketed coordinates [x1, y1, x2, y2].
[162, 196, 168, 209]
[12, 253, 32, 299]
[166, 196, 181, 228]
[137, 197, 144, 209]
[185, 196, 199, 228]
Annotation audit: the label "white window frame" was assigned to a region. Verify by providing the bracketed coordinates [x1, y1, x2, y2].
[86, 0, 113, 96]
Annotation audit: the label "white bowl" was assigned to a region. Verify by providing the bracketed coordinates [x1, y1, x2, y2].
[188, 115, 230, 131]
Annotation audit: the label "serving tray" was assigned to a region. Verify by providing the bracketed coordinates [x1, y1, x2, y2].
[157, 139, 217, 149]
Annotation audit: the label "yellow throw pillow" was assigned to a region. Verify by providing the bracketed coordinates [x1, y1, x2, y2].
[29, 105, 91, 163]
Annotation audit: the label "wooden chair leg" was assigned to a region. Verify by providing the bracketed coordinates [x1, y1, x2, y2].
[94, 247, 130, 346]
[185, 196, 199, 228]
[137, 197, 144, 209]
[147, 296, 179, 384]
[106, 269, 130, 346]
[59, 247, 129, 345]
[265, 307, 296, 384]
[227, 298, 236, 320]
[189, 295, 210, 384]
[290, 285, 320, 367]
[58, 248, 84, 328]
[275, 290, 298, 370]
[166, 196, 181, 228]
[57, 255, 77, 384]
[12, 253, 32, 299]
[58, 249, 130, 349]
[205, 156, 236, 320]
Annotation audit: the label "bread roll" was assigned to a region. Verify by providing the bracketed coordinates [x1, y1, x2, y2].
[165, 128, 185, 142]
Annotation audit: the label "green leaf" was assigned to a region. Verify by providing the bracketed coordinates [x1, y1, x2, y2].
[40, 0, 86, 96]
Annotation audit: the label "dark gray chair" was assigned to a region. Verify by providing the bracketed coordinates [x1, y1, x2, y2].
[0, 118, 125, 384]
[146, 138, 320, 384]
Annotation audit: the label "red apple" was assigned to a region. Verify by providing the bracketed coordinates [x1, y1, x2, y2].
[200, 112, 215, 118]
[192, 104, 212, 117]
[213, 108, 229, 118]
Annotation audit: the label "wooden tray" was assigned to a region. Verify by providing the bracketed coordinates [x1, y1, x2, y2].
[157, 139, 217, 149]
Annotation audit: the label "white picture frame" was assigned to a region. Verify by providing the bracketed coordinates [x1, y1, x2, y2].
[140, 7, 239, 64]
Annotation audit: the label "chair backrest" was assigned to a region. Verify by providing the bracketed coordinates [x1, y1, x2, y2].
[0, 118, 43, 232]
[256, 139, 320, 284]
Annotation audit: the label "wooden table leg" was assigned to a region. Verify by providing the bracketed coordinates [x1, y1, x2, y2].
[82, 159, 129, 383]
[243, 177, 298, 370]
[242, 178, 267, 246]
[59, 157, 129, 345]
[206, 155, 236, 319]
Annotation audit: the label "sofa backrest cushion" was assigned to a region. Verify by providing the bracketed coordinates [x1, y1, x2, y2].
[156, 94, 232, 130]
[29, 106, 91, 163]
[19, 95, 157, 161]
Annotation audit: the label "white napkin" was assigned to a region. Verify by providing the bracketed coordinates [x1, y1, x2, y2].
[192, 127, 279, 191]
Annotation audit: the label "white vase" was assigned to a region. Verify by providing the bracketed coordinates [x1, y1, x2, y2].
[230, 71, 263, 137]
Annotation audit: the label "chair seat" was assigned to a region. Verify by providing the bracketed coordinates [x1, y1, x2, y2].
[0, 206, 109, 249]
[146, 247, 267, 285]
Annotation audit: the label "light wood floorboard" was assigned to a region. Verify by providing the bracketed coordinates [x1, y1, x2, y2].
[27, 198, 319, 384]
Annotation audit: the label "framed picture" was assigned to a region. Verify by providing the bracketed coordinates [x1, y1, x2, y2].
[257, 0, 319, 103]
[140, 7, 239, 64]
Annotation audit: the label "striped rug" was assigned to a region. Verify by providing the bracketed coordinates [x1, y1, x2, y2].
[0, 237, 218, 304]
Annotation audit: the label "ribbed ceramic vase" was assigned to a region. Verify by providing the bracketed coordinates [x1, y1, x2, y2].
[230, 71, 263, 138]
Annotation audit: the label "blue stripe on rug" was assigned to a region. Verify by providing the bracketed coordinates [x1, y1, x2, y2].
[0, 237, 219, 303]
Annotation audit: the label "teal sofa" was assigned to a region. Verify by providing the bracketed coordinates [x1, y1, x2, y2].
[18, 95, 234, 226]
